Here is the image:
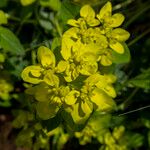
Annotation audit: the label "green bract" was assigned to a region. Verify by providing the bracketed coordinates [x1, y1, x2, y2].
[20, 0, 36, 6]
[0, 10, 8, 25]
[21, 1, 130, 125]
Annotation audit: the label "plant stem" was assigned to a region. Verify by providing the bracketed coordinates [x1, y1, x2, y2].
[120, 87, 139, 110]
[124, 4, 150, 28]
[128, 29, 150, 46]
[113, 0, 135, 11]
[118, 105, 150, 116]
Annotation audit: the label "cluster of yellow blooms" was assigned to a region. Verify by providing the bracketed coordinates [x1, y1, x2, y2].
[0, 75, 13, 101]
[76, 125, 127, 150]
[21, 2, 130, 124]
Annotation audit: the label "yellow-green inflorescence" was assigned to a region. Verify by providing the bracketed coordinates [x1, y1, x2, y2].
[21, 2, 130, 124]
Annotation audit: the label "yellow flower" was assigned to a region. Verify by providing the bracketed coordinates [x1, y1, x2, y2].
[107, 28, 130, 54]
[90, 88, 116, 111]
[66, 100, 93, 124]
[96, 2, 130, 54]
[68, 5, 100, 27]
[83, 73, 117, 112]
[65, 90, 80, 105]
[97, 2, 125, 28]
[59, 44, 98, 82]
[21, 46, 59, 86]
[99, 49, 112, 66]
[113, 126, 125, 140]
[0, 78, 13, 100]
[61, 27, 105, 61]
[85, 73, 117, 98]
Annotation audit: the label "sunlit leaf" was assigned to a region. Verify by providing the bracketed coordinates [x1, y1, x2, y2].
[0, 27, 25, 55]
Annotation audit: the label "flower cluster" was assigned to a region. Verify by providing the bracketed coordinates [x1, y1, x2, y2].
[74, 113, 143, 150]
[0, 77, 13, 101]
[21, 2, 130, 124]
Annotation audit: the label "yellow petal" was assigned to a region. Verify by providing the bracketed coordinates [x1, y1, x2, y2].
[43, 70, 59, 87]
[97, 2, 112, 20]
[56, 60, 68, 73]
[65, 90, 80, 105]
[113, 126, 125, 140]
[64, 74, 72, 82]
[78, 43, 102, 58]
[26, 83, 49, 102]
[100, 54, 112, 66]
[90, 88, 116, 111]
[64, 64, 79, 82]
[111, 28, 130, 42]
[87, 18, 100, 27]
[80, 52, 98, 62]
[110, 13, 125, 27]
[21, 65, 43, 84]
[109, 41, 124, 54]
[85, 73, 103, 86]
[69, 102, 92, 124]
[81, 101, 93, 115]
[103, 85, 116, 98]
[61, 27, 79, 60]
[67, 19, 79, 27]
[96, 35, 108, 49]
[79, 61, 98, 75]
[80, 5, 95, 19]
[37, 46, 55, 68]
[104, 74, 117, 83]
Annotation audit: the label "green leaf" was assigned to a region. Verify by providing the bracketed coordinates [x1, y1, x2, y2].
[0, 27, 25, 55]
[0, 0, 8, 8]
[89, 112, 111, 132]
[40, 0, 61, 11]
[58, 1, 80, 24]
[61, 110, 86, 132]
[129, 68, 150, 89]
[51, 37, 61, 51]
[0, 53, 5, 62]
[36, 102, 60, 120]
[128, 133, 144, 148]
[0, 100, 11, 107]
[112, 43, 131, 64]
[39, 19, 53, 30]
[42, 113, 62, 131]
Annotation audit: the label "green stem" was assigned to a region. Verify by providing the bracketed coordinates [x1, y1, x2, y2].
[124, 4, 150, 28]
[118, 105, 150, 116]
[54, 18, 63, 37]
[25, 40, 50, 52]
[113, 0, 135, 11]
[8, 15, 37, 24]
[128, 29, 150, 46]
[120, 88, 139, 110]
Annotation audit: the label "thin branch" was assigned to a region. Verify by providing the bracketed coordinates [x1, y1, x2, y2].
[118, 105, 150, 116]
